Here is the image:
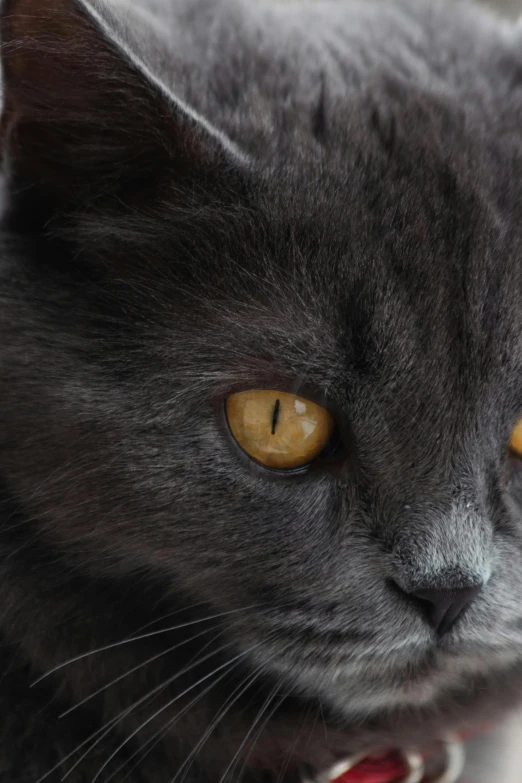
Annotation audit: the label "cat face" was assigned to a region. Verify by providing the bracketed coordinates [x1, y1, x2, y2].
[2, 0, 522, 760]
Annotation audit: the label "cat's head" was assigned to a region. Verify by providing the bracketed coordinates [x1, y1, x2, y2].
[2, 0, 522, 766]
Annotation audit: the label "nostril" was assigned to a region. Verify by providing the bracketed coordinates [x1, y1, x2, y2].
[410, 584, 483, 636]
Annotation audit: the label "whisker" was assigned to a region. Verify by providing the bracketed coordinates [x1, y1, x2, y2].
[130, 600, 213, 635]
[58, 624, 221, 719]
[59, 606, 287, 721]
[133, 599, 295, 636]
[106, 671, 238, 783]
[235, 690, 290, 783]
[37, 634, 240, 783]
[105, 641, 281, 783]
[35, 712, 126, 783]
[32, 604, 265, 685]
[68, 656, 242, 783]
[272, 703, 311, 783]
[319, 701, 329, 743]
[61, 636, 246, 781]
[186, 652, 289, 783]
[217, 679, 286, 783]
[174, 671, 263, 783]
[173, 643, 290, 783]
[91, 638, 271, 783]
[230, 684, 289, 783]
[304, 706, 320, 751]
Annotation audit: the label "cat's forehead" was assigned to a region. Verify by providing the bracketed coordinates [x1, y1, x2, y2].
[254, 151, 515, 349]
[180, 119, 522, 430]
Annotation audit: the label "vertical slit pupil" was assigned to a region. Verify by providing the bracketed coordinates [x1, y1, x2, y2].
[271, 399, 281, 435]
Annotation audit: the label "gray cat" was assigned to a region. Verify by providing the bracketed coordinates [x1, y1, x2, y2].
[1, 0, 522, 780]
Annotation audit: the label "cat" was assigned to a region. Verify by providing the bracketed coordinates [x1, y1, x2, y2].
[2, 0, 522, 780]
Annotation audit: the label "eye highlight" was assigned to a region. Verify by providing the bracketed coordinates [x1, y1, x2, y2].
[509, 418, 522, 457]
[225, 390, 335, 470]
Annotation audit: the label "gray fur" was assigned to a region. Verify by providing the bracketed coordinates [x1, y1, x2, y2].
[1, 0, 522, 780]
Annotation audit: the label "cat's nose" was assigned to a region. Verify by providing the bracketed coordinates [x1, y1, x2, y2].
[409, 584, 483, 635]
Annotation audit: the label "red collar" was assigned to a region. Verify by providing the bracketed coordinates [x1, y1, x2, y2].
[328, 752, 415, 783]
[316, 734, 469, 783]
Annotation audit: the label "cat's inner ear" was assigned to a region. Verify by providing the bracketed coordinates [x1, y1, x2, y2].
[0, 0, 243, 217]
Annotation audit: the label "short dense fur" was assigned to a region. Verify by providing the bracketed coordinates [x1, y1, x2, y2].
[2, 0, 522, 780]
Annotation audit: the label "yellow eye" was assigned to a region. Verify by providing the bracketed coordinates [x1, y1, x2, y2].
[226, 390, 335, 470]
[510, 418, 522, 457]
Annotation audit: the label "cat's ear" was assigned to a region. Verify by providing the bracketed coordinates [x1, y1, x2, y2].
[0, 0, 245, 218]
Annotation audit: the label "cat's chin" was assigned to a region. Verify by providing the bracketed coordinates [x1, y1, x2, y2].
[238, 653, 522, 783]
[247, 623, 522, 715]
[278, 647, 522, 717]
[326, 647, 522, 709]
[238, 632, 522, 762]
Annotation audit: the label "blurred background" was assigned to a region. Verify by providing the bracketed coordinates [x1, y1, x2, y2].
[484, 0, 521, 13]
